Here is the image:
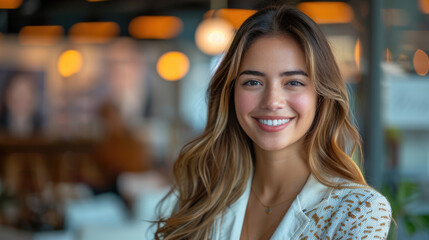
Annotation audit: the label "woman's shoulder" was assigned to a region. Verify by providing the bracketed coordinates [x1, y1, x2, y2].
[327, 178, 391, 215]
[300, 179, 392, 239]
[332, 179, 389, 205]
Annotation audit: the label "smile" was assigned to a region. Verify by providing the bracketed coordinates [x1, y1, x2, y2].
[257, 118, 290, 126]
[253, 117, 294, 132]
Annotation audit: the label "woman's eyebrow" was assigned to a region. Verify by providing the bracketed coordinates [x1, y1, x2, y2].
[238, 70, 308, 77]
[238, 70, 265, 77]
[280, 70, 308, 77]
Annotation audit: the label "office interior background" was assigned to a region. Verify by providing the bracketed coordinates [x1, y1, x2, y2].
[0, 0, 428, 239]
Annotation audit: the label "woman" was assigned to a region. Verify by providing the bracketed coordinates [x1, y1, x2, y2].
[155, 5, 391, 240]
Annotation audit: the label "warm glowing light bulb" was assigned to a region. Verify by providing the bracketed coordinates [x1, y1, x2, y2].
[0, 0, 23, 9]
[419, 0, 429, 14]
[129, 16, 183, 39]
[298, 2, 354, 24]
[19, 25, 64, 46]
[204, 9, 257, 29]
[156, 51, 190, 81]
[195, 18, 234, 55]
[354, 38, 361, 71]
[58, 50, 83, 77]
[69, 22, 119, 44]
[413, 49, 429, 76]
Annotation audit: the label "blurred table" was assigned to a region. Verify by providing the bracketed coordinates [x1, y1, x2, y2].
[0, 137, 96, 155]
[0, 136, 99, 232]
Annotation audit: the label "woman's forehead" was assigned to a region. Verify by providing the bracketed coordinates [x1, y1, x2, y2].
[238, 35, 307, 74]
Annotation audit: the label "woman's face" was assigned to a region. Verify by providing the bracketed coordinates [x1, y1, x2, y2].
[234, 35, 317, 152]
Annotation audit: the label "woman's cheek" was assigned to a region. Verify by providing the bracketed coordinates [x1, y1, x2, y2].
[289, 92, 317, 117]
[235, 91, 256, 115]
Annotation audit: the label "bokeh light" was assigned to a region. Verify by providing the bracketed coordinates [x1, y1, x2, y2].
[297, 2, 354, 24]
[57, 50, 83, 77]
[419, 0, 429, 14]
[69, 22, 120, 44]
[0, 0, 22, 9]
[156, 51, 190, 81]
[413, 49, 429, 76]
[195, 18, 234, 55]
[19, 25, 64, 46]
[129, 16, 183, 39]
[204, 9, 256, 29]
[354, 38, 361, 71]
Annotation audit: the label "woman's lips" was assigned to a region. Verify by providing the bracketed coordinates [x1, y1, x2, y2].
[253, 116, 294, 132]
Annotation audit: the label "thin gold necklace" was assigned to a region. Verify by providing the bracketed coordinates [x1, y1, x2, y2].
[251, 187, 297, 215]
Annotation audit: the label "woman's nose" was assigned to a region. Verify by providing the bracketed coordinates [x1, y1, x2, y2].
[260, 86, 286, 111]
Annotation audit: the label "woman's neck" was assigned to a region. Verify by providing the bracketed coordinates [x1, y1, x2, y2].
[252, 141, 311, 202]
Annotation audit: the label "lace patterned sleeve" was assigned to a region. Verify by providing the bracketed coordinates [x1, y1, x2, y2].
[339, 194, 392, 239]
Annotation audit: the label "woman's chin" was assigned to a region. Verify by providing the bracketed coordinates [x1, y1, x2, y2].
[255, 142, 289, 152]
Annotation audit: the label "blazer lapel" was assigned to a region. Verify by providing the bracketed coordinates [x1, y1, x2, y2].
[270, 198, 310, 240]
[271, 174, 332, 240]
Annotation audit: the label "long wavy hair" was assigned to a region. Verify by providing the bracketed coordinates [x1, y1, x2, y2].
[155, 5, 366, 239]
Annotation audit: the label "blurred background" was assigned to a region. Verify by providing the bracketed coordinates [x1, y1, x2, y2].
[0, 0, 428, 239]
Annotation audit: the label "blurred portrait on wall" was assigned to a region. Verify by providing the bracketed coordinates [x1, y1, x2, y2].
[0, 69, 45, 139]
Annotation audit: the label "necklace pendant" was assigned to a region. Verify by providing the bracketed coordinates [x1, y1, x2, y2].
[265, 208, 271, 214]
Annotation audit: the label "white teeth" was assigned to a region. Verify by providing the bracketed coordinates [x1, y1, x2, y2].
[258, 118, 290, 126]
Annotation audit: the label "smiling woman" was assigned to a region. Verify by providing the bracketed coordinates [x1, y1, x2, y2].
[155, 4, 392, 240]
[234, 35, 317, 152]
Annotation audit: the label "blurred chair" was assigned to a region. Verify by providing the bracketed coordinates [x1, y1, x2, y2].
[2, 153, 48, 197]
[91, 102, 152, 194]
[1, 153, 49, 230]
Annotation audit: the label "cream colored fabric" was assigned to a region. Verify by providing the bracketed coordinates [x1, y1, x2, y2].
[209, 175, 392, 240]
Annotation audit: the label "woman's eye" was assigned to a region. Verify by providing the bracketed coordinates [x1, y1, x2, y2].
[286, 80, 304, 86]
[243, 80, 261, 86]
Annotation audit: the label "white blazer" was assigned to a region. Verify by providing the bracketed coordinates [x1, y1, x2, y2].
[209, 174, 392, 240]
[151, 174, 392, 240]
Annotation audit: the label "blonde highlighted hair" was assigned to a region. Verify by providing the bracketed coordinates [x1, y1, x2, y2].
[155, 5, 366, 239]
